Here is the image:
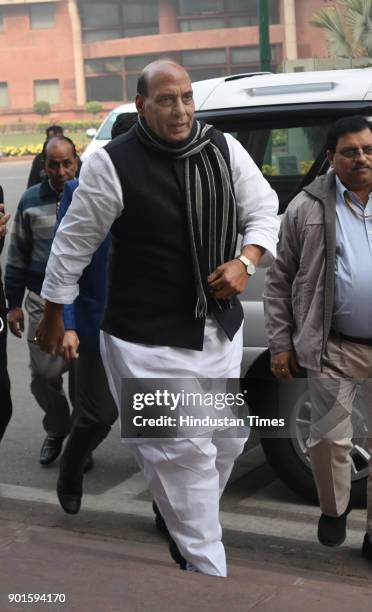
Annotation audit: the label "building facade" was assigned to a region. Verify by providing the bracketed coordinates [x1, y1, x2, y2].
[0, 0, 331, 120]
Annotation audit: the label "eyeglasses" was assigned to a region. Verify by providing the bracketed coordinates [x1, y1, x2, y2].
[336, 145, 372, 159]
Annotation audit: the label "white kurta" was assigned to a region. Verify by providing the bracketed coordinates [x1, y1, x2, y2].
[41, 132, 279, 576]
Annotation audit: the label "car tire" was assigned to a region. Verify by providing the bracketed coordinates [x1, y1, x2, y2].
[243, 350, 367, 508]
[260, 436, 318, 503]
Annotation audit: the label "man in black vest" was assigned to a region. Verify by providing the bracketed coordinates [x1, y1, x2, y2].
[37, 60, 279, 576]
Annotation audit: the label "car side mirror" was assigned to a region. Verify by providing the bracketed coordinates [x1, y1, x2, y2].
[86, 128, 97, 138]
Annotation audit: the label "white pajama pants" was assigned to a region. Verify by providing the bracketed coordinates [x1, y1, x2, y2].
[100, 317, 247, 577]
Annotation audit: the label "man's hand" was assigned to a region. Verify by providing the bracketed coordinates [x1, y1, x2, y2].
[271, 350, 300, 380]
[62, 330, 80, 361]
[35, 301, 64, 355]
[0, 204, 11, 240]
[7, 307, 24, 338]
[208, 259, 249, 300]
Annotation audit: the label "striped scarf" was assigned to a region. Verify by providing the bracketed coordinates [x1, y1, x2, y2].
[136, 117, 237, 318]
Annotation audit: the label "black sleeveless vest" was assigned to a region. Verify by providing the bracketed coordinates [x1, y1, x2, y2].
[101, 126, 243, 350]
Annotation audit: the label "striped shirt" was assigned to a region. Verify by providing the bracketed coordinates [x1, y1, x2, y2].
[5, 178, 60, 309]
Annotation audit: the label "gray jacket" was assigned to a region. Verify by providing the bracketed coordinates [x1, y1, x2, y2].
[263, 171, 337, 371]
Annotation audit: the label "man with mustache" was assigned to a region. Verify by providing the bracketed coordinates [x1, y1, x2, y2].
[264, 115, 372, 562]
[36, 60, 279, 576]
[5, 137, 79, 465]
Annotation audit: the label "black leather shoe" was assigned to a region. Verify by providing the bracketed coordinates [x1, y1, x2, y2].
[169, 538, 187, 570]
[40, 436, 63, 466]
[83, 452, 94, 473]
[169, 538, 199, 572]
[57, 478, 82, 515]
[152, 501, 170, 538]
[318, 502, 352, 547]
[362, 533, 372, 561]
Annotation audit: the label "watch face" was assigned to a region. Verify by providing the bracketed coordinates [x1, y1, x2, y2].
[247, 262, 256, 275]
[238, 256, 255, 275]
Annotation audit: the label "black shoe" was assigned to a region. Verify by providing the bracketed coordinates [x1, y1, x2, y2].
[40, 436, 63, 466]
[169, 538, 199, 572]
[152, 501, 170, 538]
[318, 502, 352, 547]
[83, 452, 94, 474]
[169, 538, 187, 570]
[362, 533, 372, 561]
[57, 478, 82, 515]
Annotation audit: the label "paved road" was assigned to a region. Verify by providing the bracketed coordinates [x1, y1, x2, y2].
[0, 161, 370, 607]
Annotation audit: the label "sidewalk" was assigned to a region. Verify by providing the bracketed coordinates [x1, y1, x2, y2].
[0, 499, 371, 612]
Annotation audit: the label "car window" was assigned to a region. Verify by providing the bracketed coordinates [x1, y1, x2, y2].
[197, 110, 336, 212]
[96, 111, 120, 140]
[229, 123, 330, 211]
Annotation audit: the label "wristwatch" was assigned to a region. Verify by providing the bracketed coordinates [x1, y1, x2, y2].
[237, 255, 256, 276]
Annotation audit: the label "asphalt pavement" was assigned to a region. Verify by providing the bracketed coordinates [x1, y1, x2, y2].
[0, 160, 371, 611]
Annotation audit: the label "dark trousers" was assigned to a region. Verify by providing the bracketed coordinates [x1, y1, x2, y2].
[0, 306, 12, 442]
[60, 351, 118, 483]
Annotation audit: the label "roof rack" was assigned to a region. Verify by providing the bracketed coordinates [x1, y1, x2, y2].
[224, 72, 272, 82]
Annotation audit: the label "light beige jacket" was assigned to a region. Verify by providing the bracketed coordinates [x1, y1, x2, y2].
[263, 172, 338, 371]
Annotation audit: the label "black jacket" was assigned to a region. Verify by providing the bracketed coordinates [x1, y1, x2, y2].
[0, 184, 5, 309]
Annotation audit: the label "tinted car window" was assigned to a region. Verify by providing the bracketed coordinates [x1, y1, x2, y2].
[96, 111, 120, 140]
[223, 122, 331, 212]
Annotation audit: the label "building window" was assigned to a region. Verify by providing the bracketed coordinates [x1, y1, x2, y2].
[177, 0, 279, 31]
[181, 49, 226, 66]
[85, 57, 124, 101]
[80, 2, 121, 42]
[79, 0, 159, 42]
[231, 46, 260, 65]
[230, 44, 281, 74]
[125, 53, 166, 72]
[126, 74, 140, 101]
[178, 0, 223, 14]
[30, 4, 55, 30]
[34, 79, 60, 104]
[124, 53, 174, 99]
[86, 75, 123, 102]
[180, 18, 224, 32]
[85, 58, 122, 74]
[83, 29, 121, 42]
[81, 2, 119, 28]
[0, 82, 9, 108]
[181, 48, 227, 83]
[122, 0, 159, 37]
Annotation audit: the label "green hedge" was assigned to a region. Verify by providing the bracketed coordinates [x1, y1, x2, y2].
[0, 119, 103, 134]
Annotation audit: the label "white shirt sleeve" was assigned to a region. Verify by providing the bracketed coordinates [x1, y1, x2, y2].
[41, 148, 123, 304]
[225, 132, 279, 267]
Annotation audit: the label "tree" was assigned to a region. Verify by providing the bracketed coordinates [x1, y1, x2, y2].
[34, 100, 51, 116]
[85, 101, 103, 116]
[345, 0, 372, 55]
[311, 0, 372, 58]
